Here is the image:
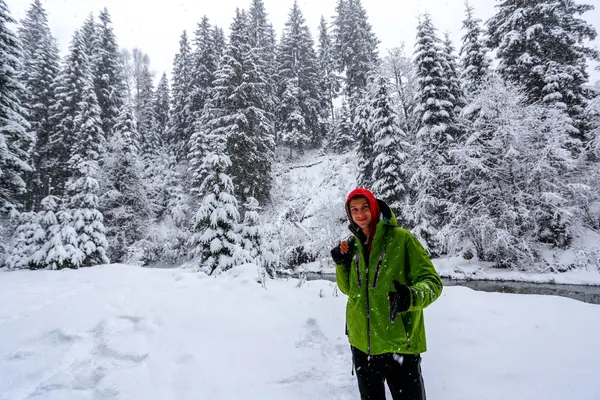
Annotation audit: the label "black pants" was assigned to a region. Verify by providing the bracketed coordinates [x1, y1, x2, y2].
[351, 346, 426, 400]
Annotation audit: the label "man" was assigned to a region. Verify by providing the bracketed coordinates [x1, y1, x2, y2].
[331, 188, 442, 400]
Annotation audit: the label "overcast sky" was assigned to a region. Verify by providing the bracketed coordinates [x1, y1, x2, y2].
[7, 0, 600, 84]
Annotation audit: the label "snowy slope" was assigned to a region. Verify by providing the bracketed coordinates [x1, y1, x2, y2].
[1, 264, 599, 400]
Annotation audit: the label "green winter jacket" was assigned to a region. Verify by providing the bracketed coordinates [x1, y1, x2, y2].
[336, 200, 443, 355]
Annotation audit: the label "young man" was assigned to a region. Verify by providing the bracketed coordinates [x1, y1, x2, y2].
[331, 188, 442, 400]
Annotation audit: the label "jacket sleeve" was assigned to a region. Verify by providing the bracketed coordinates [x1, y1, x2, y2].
[405, 232, 443, 311]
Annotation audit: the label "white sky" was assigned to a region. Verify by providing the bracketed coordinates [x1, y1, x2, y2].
[6, 0, 600, 84]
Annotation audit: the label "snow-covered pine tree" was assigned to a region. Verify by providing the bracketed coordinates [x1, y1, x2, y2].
[212, 26, 226, 65]
[332, 0, 379, 108]
[208, 9, 275, 203]
[277, 1, 324, 148]
[0, 0, 33, 215]
[317, 15, 341, 121]
[409, 13, 458, 255]
[370, 76, 411, 223]
[442, 32, 466, 114]
[191, 113, 241, 275]
[136, 63, 157, 155]
[280, 77, 309, 157]
[101, 104, 152, 262]
[64, 46, 109, 267]
[486, 0, 599, 139]
[188, 16, 218, 135]
[170, 31, 193, 159]
[248, 0, 278, 118]
[47, 30, 92, 198]
[239, 196, 263, 265]
[381, 45, 418, 135]
[30, 195, 83, 270]
[80, 14, 98, 64]
[17, 0, 60, 211]
[4, 211, 42, 270]
[153, 72, 171, 145]
[93, 8, 126, 140]
[459, 2, 490, 97]
[331, 100, 353, 153]
[354, 91, 375, 188]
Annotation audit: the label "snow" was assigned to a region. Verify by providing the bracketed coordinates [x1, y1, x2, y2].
[1, 264, 599, 399]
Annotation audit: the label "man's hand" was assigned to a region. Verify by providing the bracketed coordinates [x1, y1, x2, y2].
[331, 240, 351, 265]
[388, 280, 412, 322]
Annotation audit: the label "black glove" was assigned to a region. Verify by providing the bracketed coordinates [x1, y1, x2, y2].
[388, 280, 412, 322]
[331, 242, 352, 266]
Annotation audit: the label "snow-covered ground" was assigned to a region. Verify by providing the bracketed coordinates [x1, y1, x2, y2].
[1, 264, 599, 400]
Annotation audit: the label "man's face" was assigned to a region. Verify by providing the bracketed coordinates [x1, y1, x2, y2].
[349, 197, 371, 231]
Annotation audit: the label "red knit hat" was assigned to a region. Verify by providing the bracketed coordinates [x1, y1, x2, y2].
[345, 187, 380, 237]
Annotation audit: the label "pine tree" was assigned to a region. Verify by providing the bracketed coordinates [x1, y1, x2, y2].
[371, 76, 411, 222]
[212, 26, 226, 66]
[47, 30, 92, 197]
[280, 77, 309, 156]
[206, 9, 275, 203]
[170, 31, 193, 159]
[239, 197, 263, 265]
[154, 72, 171, 144]
[137, 65, 157, 155]
[0, 0, 33, 215]
[4, 211, 42, 269]
[332, 0, 379, 106]
[80, 14, 98, 62]
[354, 93, 374, 188]
[317, 16, 341, 121]
[17, 0, 60, 211]
[64, 50, 109, 267]
[331, 100, 353, 153]
[30, 195, 83, 270]
[442, 33, 466, 113]
[102, 104, 151, 262]
[189, 16, 218, 133]
[486, 0, 599, 139]
[93, 8, 126, 140]
[459, 2, 490, 96]
[277, 1, 324, 148]
[191, 118, 241, 275]
[409, 13, 458, 254]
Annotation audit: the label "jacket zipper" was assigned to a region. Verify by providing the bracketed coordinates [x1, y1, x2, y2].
[364, 246, 371, 355]
[372, 251, 385, 288]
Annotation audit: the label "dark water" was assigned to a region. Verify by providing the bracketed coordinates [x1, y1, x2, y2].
[302, 273, 600, 305]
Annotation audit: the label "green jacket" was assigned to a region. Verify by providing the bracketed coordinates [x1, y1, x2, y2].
[336, 201, 443, 355]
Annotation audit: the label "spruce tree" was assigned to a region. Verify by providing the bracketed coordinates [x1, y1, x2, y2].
[154, 72, 171, 145]
[4, 211, 41, 270]
[47, 30, 91, 197]
[354, 93, 374, 188]
[486, 0, 599, 138]
[239, 197, 263, 265]
[332, 0, 379, 107]
[331, 100, 353, 153]
[277, 1, 324, 148]
[93, 8, 126, 140]
[17, 0, 60, 210]
[409, 13, 457, 254]
[191, 116, 240, 275]
[459, 2, 490, 96]
[64, 45, 109, 267]
[102, 104, 151, 262]
[206, 9, 275, 203]
[280, 77, 309, 157]
[371, 76, 411, 222]
[381, 46, 418, 134]
[442, 33, 466, 113]
[212, 26, 226, 66]
[317, 16, 340, 121]
[170, 31, 193, 159]
[0, 0, 33, 215]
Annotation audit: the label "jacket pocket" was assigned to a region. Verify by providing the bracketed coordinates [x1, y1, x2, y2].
[372, 251, 385, 288]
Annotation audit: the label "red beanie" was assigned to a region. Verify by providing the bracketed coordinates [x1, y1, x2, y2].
[345, 187, 380, 235]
